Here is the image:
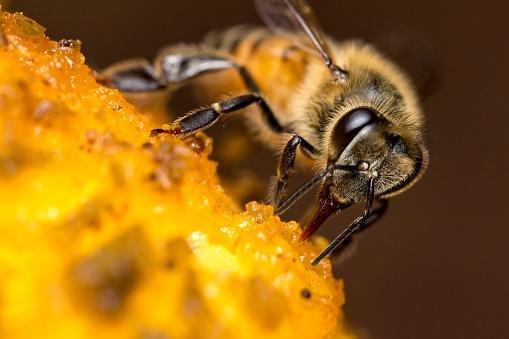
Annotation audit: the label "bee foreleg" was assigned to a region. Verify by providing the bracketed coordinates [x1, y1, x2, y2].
[151, 93, 276, 137]
[273, 134, 319, 207]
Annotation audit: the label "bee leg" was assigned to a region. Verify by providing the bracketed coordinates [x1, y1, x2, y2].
[151, 93, 276, 137]
[273, 134, 319, 206]
[98, 58, 167, 93]
[154, 53, 284, 132]
[311, 177, 382, 266]
[102, 52, 284, 133]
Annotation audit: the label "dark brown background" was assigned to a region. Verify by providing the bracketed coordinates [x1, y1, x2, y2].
[9, 1, 509, 338]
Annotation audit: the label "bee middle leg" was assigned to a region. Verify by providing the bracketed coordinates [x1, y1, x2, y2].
[150, 93, 276, 137]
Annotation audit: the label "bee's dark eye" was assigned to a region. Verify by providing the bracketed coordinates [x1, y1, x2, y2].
[342, 108, 378, 135]
[332, 108, 380, 152]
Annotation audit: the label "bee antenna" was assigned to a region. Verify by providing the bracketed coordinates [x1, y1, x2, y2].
[311, 174, 377, 266]
[274, 162, 357, 216]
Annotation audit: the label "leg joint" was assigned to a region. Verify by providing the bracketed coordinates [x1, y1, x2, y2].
[215, 94, 260, 113]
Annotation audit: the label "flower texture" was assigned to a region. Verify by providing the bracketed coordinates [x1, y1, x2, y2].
[0, 11, 352, 339]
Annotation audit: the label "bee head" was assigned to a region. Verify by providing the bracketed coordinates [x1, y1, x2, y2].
[325, 107, 428, 207]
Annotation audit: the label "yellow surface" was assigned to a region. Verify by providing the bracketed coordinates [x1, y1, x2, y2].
[0, 11, 352, 339]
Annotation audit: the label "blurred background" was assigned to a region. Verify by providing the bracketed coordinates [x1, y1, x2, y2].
[7, 0, 508, 338]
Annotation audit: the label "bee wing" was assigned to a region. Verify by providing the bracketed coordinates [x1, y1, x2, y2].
[255, 0, 341, 74]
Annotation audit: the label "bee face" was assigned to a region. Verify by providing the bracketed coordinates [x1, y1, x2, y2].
[326, 116, 427, 206]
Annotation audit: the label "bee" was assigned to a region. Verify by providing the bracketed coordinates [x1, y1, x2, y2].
[100, 0, 429, 266]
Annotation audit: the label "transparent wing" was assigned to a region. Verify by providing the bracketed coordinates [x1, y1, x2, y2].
[255, 0, 329, 55]
[254, 0, 347, 81]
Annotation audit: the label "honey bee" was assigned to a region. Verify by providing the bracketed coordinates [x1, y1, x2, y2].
[100, 0, 429, 266]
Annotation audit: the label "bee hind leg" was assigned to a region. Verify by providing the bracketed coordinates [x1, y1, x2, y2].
[101, 48, 286, 133]
[98, 58, 167, 93]
[157, 52, 285, 133]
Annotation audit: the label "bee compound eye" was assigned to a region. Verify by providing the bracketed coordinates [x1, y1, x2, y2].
[342, 108, 378, 135]
[332, 107, 380, 153]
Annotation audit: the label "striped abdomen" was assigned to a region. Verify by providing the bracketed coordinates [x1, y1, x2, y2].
[200, 26, 311, 114]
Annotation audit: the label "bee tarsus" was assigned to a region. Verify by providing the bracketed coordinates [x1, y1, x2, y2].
[274, 134, 318, 206]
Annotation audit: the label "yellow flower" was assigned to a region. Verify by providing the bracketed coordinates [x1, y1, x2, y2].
[0, 11, 352, 339]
